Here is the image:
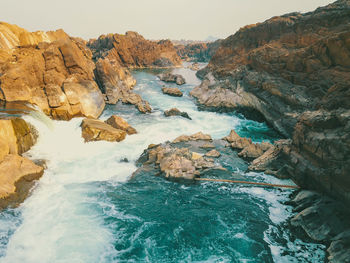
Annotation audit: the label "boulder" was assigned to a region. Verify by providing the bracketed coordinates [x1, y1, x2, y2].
[173, 132, 212, 143]
[0, 117, 37, 155]
[81, 118, 126, 142]
[164, 108, 191, 120]
[205, 149, 221, 158]
[0, 154, 44, 209]
[161, 87, 183, 97]
[105, 115, 137, 135]
[158, 73, 186, 85]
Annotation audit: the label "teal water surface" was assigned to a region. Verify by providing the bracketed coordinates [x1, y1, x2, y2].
[0, 64, 325, 262]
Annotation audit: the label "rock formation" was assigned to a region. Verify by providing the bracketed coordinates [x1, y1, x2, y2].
[0, 22, 105, 120]
[191, 0, 350, 205]
[161, 87, 183, 97]
[164, 108, 191, 120]
[81, 118, 126, 142]
[158, 73, 186, 85]
[0, 117, 43, 209]
[175, 40, 222, 62]
[105, 115, 137, 135]
[88, 32, 182, 68]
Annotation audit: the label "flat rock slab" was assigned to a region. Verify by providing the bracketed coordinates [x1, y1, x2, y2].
[81, 118, 126, 142]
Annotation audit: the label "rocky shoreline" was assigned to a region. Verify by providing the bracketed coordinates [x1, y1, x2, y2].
[0, 0, 349, 260]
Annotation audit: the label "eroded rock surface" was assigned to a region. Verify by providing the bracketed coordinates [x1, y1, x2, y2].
[191, 1, 350, 205]
[88, 31, 181, 68]
[164, 108, 191, 120]
[158, 73, 186, 85]
[105, 115, 137, 135]
[161, 87, 183, 97]
[81, 118, 126, 142]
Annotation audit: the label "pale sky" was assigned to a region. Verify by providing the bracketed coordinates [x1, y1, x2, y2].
[1, 0, 335, 41]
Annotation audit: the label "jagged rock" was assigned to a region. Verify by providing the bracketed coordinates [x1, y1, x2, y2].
[164, 108, 191, 120]
[0, 23, 105, 120]
[0, 154, 44, 209]
[158, 73, 186, 85]
[205, 149, 221, 158]
[88, 31, 181, 68]
[0, 117, 37, 155]
[81, 118, 126, 142]
[161, 87, 183, 97]
[328, 230, 350, 263]
[191, 1, 350, 205]
[173, 132, 212, 143]
[105, 115, 137, 135]
[224, 130, 272, 160]
[189, 63, 200, 71]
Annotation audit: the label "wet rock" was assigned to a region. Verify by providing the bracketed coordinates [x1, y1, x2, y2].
[224, 130, 272, 160]
[191, 0, 350, 206]
[158, 73, 186, 85]
[0, 117, 38, 155]
[290, 190, 350, 242]
[205, 149, 221, 158]
[328, 231, 350, 263]
[164, 108, 191, 120]
[81, 118, 126, 142]
[105, 115, 137, 135]
[161, 87, 183, 97]
[189, 62, 200, 71]
[173, 132, 212, 143]
[0, 154, 44, 209]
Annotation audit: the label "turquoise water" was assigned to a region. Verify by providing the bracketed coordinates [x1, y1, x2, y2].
[0, 64, 325, 262]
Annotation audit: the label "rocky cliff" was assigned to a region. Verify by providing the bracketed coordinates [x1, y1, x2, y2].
[0, 23, 152, 118]
[191, 0, 350, 205]
[175, 40, 222, 62]
[88, 31, 182, 68]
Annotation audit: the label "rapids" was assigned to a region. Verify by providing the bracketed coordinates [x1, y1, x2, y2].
[0, 64, 325, 262]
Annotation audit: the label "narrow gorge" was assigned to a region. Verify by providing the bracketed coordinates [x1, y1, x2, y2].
[0, 1, 349, 262]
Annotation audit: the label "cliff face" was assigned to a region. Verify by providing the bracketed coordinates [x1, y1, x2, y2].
[0, 23, 153, 118]
[175, 40, 222, 62]
[88, 31, 182, 68]
[191, 0, 350, 204]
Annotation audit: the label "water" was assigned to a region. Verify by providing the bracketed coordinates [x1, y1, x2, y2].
[0, 64, 325, 262]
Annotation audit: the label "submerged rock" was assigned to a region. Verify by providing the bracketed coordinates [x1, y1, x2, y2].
[164, 108, 191, 120]
[161, 87, 183, 97]
[0, 154, 44, 209]
[81, 118, 126, 142]
[158, 73, 186, 85]
[105, 115, 137, 135]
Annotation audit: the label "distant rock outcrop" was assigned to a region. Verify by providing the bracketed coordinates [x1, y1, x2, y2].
[175, 40, 222, 62]
[88, 31, 182, 68]
[191, 0, 350, 205]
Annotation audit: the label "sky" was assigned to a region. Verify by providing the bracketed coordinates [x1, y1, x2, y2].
[1, 0, 335, 41]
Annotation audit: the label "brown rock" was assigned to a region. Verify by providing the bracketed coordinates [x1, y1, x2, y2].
[225, 130, 252, 149]
[81, 118, 126, 142]
[205, 149, 221, 158]
[0, 154, 44, 209]
[238, 143, 264, 159]
[0, 118, 37, 155]
[164, 108, 191, 119]
[158, 73, 186, 85]
[200, 142, 215, 149]
[105, 115, 137, 135]
[173, 132, 212, 143]
[88, 31, 182, 68]
[161, 87, 183, 97]
[0, 22, 105, 120]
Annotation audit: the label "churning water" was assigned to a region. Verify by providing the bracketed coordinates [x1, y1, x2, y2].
[0, 64, 325, 262]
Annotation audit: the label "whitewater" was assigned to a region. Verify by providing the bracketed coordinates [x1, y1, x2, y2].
[0, 64, 325, 262]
